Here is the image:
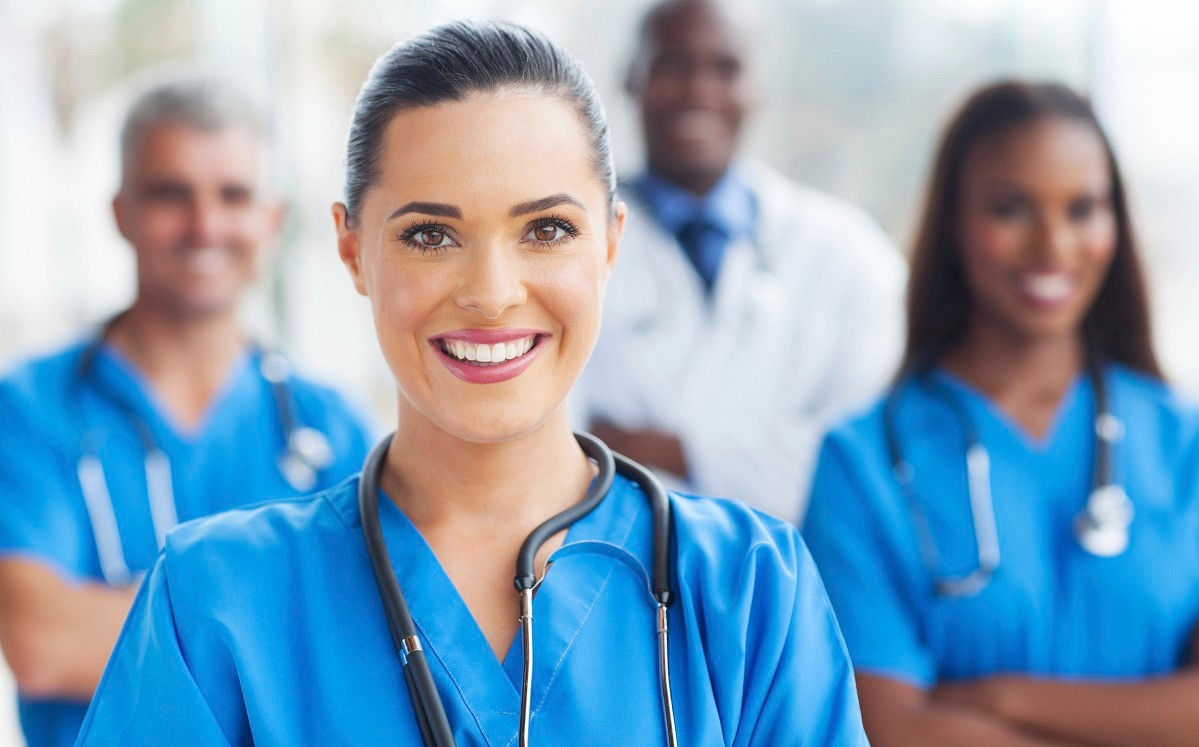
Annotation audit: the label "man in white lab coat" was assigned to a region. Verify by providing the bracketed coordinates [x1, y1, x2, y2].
[580, 0, 906, 521]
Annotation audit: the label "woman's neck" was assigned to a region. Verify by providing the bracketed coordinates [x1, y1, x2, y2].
[381, 404, 596, 660]
[104, 301, 247, 428]
[940, 317, 1084, 439]
[383, 405, 595, 534]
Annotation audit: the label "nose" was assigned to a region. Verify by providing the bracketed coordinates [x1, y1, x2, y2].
[186, 194, 227, 247]
[681, 66, 725, 109]
[1033, 213, 1077, 263]
[452, 241, 528, 320]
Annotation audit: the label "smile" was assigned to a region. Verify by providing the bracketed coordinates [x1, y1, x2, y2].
[1016, 270, 1078, 308]
[438, 335, 537, 366]
[181, 246, 233, 276]
[430, 329, 549, 384]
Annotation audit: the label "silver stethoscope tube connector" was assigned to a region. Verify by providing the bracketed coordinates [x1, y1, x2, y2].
[519, 588, 535, 747]
[657, 603, 678, 747]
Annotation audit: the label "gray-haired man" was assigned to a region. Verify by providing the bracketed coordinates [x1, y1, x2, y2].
[0, 76, 372, 746]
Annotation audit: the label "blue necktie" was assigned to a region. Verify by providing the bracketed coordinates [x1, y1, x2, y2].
[674, 219, 727, 293]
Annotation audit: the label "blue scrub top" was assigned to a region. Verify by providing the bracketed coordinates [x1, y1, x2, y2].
[77, 474, 867, 745]
[0, 338, 375, 747]
[803, 364, 1199, 688]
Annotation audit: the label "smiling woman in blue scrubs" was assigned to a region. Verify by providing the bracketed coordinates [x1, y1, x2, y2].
[0, 77, 371, 747]
[803, 81, 1199, 746]
[76, 21, 866, 746]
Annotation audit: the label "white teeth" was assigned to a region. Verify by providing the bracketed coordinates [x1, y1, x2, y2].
[440, 335, 538, 366]
[1020, 273, 1075, 302]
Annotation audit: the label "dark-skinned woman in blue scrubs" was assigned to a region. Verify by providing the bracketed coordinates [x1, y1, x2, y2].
[77, 21, 867, 745]
[805, 81, 1199, 746]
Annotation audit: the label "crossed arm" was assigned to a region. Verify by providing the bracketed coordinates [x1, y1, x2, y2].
[0, 558, 137, 700]
[858, 632, 1199, 747]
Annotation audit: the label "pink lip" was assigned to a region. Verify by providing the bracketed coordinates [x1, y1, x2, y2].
[429, 329, 551, 385]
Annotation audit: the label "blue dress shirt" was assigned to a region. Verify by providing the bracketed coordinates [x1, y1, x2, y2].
[631, 169, 757, 292]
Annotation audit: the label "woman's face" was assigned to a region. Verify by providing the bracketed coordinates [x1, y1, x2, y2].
[956, 116, 1118, 344]
[335, 91, 623, 443]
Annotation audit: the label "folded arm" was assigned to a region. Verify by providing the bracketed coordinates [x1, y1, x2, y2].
[932, 669, 1199, 747]
[0, 557, 136, 700]
[858, 673, 1077, 747]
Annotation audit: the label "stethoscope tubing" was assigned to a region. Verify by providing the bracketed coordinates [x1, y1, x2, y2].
[885, 360, 1123, 596]
[359, 432, 454, 746]
[74, 325, 330, 586]
[358, 431, 677, 747]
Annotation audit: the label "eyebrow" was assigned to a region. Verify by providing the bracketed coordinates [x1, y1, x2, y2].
[384, 193, 585, 223]
[386, 202, 462, 222]
[509, 193, 585, 217]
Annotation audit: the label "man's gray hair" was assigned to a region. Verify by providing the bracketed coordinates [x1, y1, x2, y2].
[119, 75, 266, 177]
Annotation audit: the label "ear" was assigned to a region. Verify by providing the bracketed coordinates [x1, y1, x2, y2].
[603, 200, 627, 284]
[255, 201, 289, 265]
[625, 57, 646, 100]
[268, 201, 288, 239]
[112, 191, 132, 243]
[333, 202, 368, 297]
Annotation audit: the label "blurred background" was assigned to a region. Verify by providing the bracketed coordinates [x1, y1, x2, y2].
[1, 0, 1198, 740]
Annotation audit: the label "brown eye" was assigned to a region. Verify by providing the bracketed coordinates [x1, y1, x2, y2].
[534, 224, 561, 242]
[521, 218, 577, 245]
[399, 223, 456, 252]
[418, 229, 446, 246]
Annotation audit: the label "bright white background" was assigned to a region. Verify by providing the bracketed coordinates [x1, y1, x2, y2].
[2, 0, 1199, 742]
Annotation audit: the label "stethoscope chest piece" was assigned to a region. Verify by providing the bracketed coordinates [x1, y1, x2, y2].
[1074, 483, 1134, 558]
[279, 426, 335, 491]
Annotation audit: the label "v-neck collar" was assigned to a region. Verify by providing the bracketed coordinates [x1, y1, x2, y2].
[91, 342, 257, 445]
[372, 474, 648, 746]
[927, 367, 1088, 453]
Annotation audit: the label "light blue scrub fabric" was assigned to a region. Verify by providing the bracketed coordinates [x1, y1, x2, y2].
[803, 364, 1199, 688]
[77, 473, 867, 745]
[0, 338, 374, 747]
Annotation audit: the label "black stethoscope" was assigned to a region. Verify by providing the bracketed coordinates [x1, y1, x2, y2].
[75, 323, 334, 586]
[358, 431, 679, 747]
[884, 361, 1133, 597]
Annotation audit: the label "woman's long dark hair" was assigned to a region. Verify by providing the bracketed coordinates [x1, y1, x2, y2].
[902, 80, 1161, 379]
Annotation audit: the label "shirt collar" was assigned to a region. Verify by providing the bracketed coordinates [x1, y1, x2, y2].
[632, 167, 756, 239]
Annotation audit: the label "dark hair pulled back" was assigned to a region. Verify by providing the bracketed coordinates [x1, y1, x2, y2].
[343, 20, 615, 225]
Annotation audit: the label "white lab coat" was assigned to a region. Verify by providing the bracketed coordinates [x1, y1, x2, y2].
[578, 163, 906, 521]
